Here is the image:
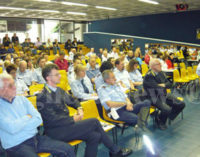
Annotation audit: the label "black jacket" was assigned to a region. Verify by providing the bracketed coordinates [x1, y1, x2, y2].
[37, 86, 80, 132]
[143, 70, 172, 104]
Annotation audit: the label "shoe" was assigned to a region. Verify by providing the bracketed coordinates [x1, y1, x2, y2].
[109, 148, 133, 157]
[158, 123, 167, 130]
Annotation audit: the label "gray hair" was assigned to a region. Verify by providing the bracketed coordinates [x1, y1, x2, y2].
[19, 60, 27, 66]
[149, 58, 160, 69]
[0, 73, 12, 89]
[102, 70, 112, 82]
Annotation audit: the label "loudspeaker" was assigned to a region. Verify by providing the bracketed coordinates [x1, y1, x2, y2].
[176, 4, 189, 11]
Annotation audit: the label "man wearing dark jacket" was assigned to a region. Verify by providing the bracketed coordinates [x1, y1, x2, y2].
[143, 59, 185, 130]
[37, 64, 132, 157]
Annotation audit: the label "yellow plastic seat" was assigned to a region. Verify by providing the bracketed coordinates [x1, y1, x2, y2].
[68, 140, 82, 146]
[141, 64, 149, 77]
[38, 153, 51, 157]
[187, 67, 197, 80]
[180, 68, 190, 82]
[150, 106, 156, 114]
[174, 63, 178, 68]
[102, 106, 125, 124]
[180, 62, 186, 69]
[27, 96, 37, 109]
[173, 69, 188, 83]
[96, 58, 101, 66]
[81, 100, 115, 132]
[0, 67, 3, 74]
[29, 84, 44, 95]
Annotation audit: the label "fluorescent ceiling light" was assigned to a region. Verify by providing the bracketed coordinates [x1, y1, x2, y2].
[138, 0, 159, 5]
[66, 11, 86, 16]
[0, 6, 26, 10]
[95, 6, 117, 11]
[37, 9, 59, 13]
[36, 0, 52, 2]
[61, 2, 88, 7]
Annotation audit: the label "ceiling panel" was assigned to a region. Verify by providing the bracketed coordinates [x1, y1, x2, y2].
[0, 0, 199, 21]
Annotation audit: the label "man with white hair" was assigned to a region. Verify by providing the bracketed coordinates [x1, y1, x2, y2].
[16, 60, 35, 86]
[0, 73, 75, 157]
[143, 59, 185, 130]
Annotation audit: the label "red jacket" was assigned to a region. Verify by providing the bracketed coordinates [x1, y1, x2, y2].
[55, 58, 69, 72]
[165, 59, 174, 69]
[144, 54, 150, 65]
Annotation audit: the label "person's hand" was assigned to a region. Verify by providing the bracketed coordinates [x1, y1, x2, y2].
[126, 105, 133, 111]
[92, 93, 98, 97]
[27, 114, 32, 118]
[77, 109, 84, 119]
[126, 102, 133, 111]
[73, 114, 82, 122]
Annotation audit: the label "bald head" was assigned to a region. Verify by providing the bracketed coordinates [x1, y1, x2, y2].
[89, 57, 96, 68]
[19, 60, 27, 73]
[149, 59, 162, 72]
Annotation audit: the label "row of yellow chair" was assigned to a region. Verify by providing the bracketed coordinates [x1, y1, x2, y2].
[173, 65, 198, 83]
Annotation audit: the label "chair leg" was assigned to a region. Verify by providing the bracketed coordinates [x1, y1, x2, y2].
[168, 119, 171, 125]
[121, 124, 126, 135]
[181, 111, 183, 120]
[74, 145, 79, 155]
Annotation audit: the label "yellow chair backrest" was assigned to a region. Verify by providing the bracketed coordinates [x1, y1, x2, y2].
[96, 58, 101, 66]
[180, 62, 186, 69]
[187, 67, 193, 76]
[0, 67, 3, 74]
[173, 69, 181, 82]
[38, 153, 51, 157]
[174, 63, 178, 68]
[29, 84, 44, 95]
[80, 100, 100, 119]
[141, 64, 149, 76]
[180, 68, 188, 79]
[59, 70, 67, 76]
[27, 96, 37, 109]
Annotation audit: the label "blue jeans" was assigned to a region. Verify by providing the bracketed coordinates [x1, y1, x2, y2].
[6, 135, 75, 157]
[117, 100, 151, 126]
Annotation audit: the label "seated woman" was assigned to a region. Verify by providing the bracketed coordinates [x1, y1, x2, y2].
[134, 47, 143, 66]
[127, 59, 143, 89]
[71, 64, 98, 101]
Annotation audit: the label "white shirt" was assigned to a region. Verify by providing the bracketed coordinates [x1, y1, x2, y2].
[114, 68, 131, 88]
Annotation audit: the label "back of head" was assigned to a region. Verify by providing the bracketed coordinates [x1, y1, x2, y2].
[100, 61, 113, 73]
[6, 64, 17, 74]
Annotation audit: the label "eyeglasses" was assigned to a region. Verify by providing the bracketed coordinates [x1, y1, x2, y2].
[49, 73, 61, 77]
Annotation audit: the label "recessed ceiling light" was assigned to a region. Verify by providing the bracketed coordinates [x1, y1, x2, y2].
[66, 11, 87, 16]
[138, 0, 159, 5]
[95, 6, 117, 11]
